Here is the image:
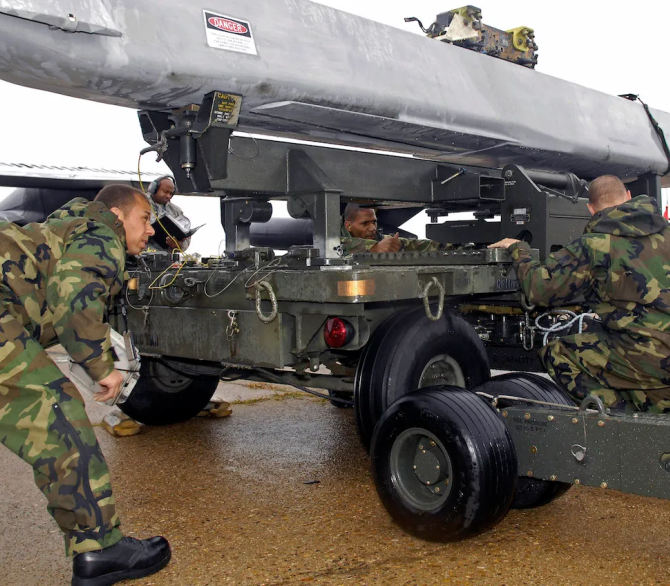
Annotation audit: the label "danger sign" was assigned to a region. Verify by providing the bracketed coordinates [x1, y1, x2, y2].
[203, 10, 257, 55]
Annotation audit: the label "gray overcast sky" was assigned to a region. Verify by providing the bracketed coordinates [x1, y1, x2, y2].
[0, 0, 668, 251]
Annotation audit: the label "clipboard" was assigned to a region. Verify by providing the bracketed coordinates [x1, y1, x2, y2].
[150, 215, 204, 248]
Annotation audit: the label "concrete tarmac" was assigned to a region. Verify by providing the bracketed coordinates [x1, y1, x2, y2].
[2, 384, 670, 586]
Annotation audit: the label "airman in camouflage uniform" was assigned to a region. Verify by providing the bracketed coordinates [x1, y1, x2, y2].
[0, 185, 171, 585]
[145, 175, 192, 251]
[341, 203, 449, 255]
[490, 175, 670, 412]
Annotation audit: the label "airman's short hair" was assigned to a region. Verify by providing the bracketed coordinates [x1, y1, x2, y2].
[344, 203, 362, 222]
[94, 184, 146, 213]
[588, 175, 628, 210]
[344, 203, 378, 222]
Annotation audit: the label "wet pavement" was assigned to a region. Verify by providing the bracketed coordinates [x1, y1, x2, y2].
[3, 382, 670, 586]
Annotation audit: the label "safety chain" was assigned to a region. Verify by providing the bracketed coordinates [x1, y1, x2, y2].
[226, 310, 240, 357]
[254, 281, 278, 323]
[420, 277, 445, 322]
[520, 311, 535, 350]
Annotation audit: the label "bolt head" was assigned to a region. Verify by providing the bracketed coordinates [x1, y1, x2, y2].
[419, 445, 424, 450]
[547, 415, 555, 422]
[524, 413, 531, 420]
[436, 465, 440, 470]
[600, 482, 608, 489]
[413, 465, 417, 470]
[574, 479, 581, 485]
[598, 420, 605, 427]
[430, 440, 436, 447]
[527, 470, 533, 477]
[502, 410, 508, 417]
[426, 481, 431, 485]
[572, 417, 579, 424]
[549, 475, 557, 481]
[435, 487, 440, 493]
[530, 445, 538, 454]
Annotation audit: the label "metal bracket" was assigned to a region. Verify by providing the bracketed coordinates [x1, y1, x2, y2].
[286, 149, 342, 259]
[221, 198, 273, 253]
[138, 91, 241, 193]
[579, 395, 609, 416]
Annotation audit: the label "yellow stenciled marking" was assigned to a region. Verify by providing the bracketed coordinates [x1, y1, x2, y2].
[337, 279, 376, 297]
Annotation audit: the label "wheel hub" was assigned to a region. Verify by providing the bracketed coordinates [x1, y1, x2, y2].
[149, 360, 193, 393]
[418, 354, 466, 388]
[413, 442, 447, 486]
[390, 428, 453, 510]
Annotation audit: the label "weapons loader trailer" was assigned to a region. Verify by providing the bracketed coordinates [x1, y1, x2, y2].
[110, 133, 670, 541]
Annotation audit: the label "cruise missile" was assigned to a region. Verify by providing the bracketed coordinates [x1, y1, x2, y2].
[0, 1, 668, 182]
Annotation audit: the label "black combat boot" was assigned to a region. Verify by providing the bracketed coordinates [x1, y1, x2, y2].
[72, 536, 171, 586]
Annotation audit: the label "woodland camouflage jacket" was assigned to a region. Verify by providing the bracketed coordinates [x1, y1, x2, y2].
[510, 195, 670, 360]
[0, 198, 126, 381]
[340, 223, 445, 255]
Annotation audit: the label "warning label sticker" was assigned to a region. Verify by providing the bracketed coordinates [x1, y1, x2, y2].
[203, 10, 257, 55]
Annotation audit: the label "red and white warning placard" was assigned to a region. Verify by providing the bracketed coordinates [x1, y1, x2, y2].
[203, 10, 257, 55]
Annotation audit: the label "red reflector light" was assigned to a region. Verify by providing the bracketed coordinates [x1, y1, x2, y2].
[324, 318, 354, 348]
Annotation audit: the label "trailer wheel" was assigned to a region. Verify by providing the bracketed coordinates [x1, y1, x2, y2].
[474, 373, 573, 509]
[354, 308, 490, 448]
[120, 357, 219, 426]
[371, 386, 517, 541]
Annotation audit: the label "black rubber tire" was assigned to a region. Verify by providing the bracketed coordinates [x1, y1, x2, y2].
[371, 386, 517, 542]
[474, 373, 573, 509]
[354, 307, 490, 448]
[120, 357, 219, 426]
[354, 311, 408, 446]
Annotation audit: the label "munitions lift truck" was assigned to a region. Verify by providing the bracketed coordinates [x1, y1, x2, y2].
[2, 1, 670, 540]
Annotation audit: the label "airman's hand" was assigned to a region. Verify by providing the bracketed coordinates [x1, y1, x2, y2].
[166, 236, 191, 251]
[95, 369, 124, 403]
[488, 238, 521, 250]
[371, 233, 401, 253]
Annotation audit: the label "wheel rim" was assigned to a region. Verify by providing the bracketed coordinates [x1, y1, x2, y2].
[418, 354, 466, 388]
[148, 360, 192, 393]
[390, 427, 453, 511]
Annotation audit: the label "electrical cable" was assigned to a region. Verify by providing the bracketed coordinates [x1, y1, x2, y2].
[137, 152, 205, 275]
[254, 366, 355, 407]
[146, 358, 354, 406]
[203, 265, 247, 298]
[243, 255, 287, 289]
[148, 261, 186, 290]
[204, 254, 287, 299]
[124, 264, 154, 310]
[534, 309, 600, 346]
[228, 132, 261, 161]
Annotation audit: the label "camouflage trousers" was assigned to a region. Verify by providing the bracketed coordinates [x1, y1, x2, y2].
[541, 332, 670, 413]
[0, 308, 123, 556]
